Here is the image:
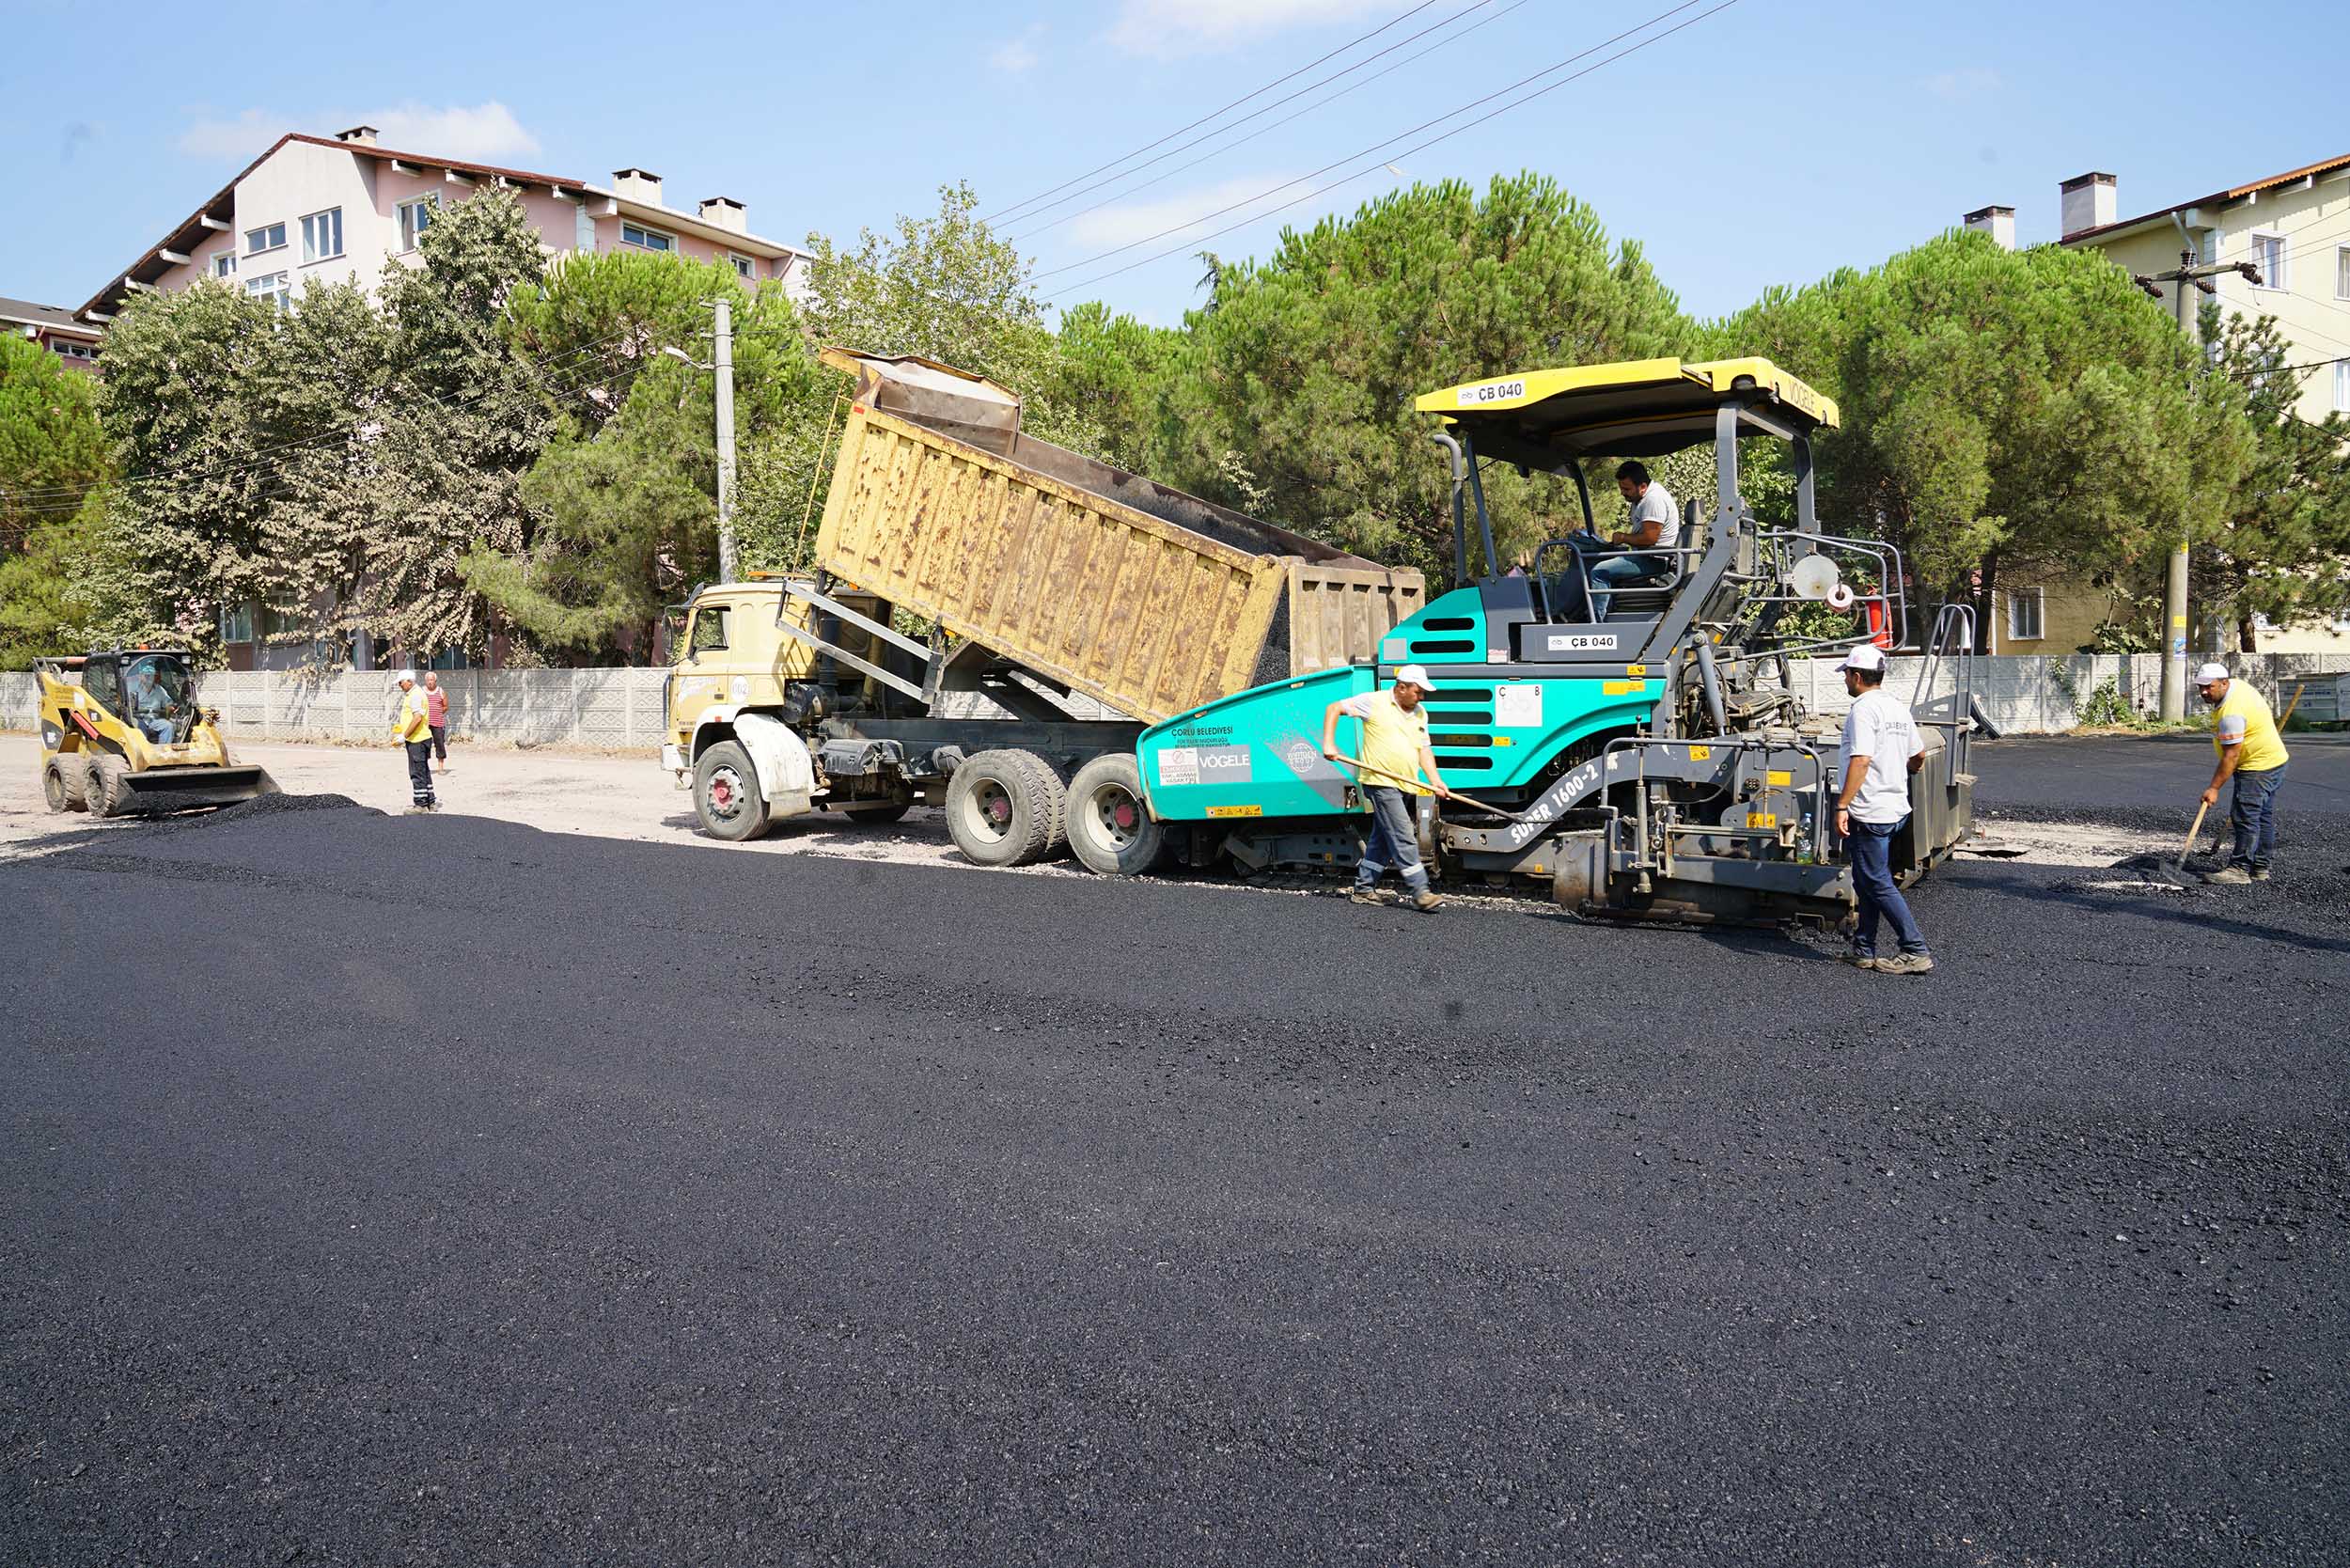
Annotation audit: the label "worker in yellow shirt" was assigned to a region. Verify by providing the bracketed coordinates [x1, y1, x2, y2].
[390, 670, 438, 814]
[2194, 662, 2289, 884]
[1322, 663, 1457, 912]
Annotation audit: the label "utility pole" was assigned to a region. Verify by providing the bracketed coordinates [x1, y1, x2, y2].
[2134, 249, 2259, 718]
[713, 296, 738, 585]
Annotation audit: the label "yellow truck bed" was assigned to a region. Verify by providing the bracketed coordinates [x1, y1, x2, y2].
[812, 353, 1424, 724]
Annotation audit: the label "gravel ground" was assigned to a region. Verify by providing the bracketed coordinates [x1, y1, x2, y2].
[2, 737, 2344, 1565]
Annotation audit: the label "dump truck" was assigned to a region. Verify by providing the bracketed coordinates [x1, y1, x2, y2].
[667, 351, 1974, 924]
[659, 350, 1425, 855]
[37, 650, 277, 815]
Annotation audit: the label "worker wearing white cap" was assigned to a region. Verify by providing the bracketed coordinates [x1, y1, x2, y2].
[2194, 662, 2289, 884]
[1832, 643, 1932, 973]
[1321, 664, 1457, 912]
[390, 670, 437, 813]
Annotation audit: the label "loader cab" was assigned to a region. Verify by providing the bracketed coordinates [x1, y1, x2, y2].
[1414, 357, 1839, 660]
[82, 650, 199, 746]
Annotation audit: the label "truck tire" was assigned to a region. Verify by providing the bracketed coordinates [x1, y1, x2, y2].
[693, 740, 771, 841]
[946, 748, 1066, 867]
[1067, 753, 1167, 876]
[86, 756, 132, 818]
[840, 801, 911, 825]
[43, 761, 81, 813]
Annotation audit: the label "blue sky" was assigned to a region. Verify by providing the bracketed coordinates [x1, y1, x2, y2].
[5, 0, 2344, 329]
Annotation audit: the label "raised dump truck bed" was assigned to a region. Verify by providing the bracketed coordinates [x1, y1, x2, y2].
[813, 350, 1423, 723]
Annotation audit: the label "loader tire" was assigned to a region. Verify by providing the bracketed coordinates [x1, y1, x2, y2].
[43, 761, 82, 813]
[693, 741, 770, 842]
[946, 748, 1066, 868]
[840, 801, 911, 825]
[86, 756, 133, 818]
[1067, 753, 1167, 876]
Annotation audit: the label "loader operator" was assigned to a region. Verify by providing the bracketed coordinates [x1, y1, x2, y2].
[1322, 664, 1455, 914]
[127, 664, 176, 746]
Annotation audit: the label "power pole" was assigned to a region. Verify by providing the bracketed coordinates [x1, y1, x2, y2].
[713, 296, 738, 585]
[2134, 249, 2259, 717]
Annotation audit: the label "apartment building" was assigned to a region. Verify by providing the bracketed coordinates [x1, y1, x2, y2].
[1962, 154, 2350, 655]
[3, 295, 104, 371]
[77, 126, 813, 330]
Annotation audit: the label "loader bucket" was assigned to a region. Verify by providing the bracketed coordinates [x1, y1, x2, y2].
[117, 765, 278, 813]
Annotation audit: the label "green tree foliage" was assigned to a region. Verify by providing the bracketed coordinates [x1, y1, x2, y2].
[2194, 308, 2350, 650]
[1715, 231, 2249, 645]
[1, 334, 106, 553]
[1136, 173, 1693, 579]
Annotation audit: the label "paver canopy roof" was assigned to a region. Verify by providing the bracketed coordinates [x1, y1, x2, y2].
[1415, 356, 1838, 467]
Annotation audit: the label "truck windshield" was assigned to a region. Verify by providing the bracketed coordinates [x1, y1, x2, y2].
[688, 607, 730, 657]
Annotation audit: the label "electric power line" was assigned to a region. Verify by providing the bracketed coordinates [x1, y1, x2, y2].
[1041, 0, 1741, 300]
[1005, 0, 1501, 239]
[980, 0, 1451, 226]
[1009, 0, 1538, 247]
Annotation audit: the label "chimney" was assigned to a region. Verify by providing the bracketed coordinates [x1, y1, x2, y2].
[2060, 172, 2117, 239]
[697, 196, 747, 235]
[1964, 204, 2015, 250]
[336, 125, 380, 146]
[611, 167, 665, 207]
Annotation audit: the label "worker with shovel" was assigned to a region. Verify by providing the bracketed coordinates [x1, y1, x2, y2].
[1323, 664, 1456, 913]
[2195, 662, 2290, 885]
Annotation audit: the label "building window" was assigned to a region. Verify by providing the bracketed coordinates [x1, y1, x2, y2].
[245, 272, 291, 310]
[2248, 231, 2286, 290]
[301, 207, 344, 263]
[245, 221, 286, 255]
[54, 339, 96, 361]
[213, 252, 237, 279]
[219, 603, 255, 643]
[2337, 245, 2350, 300]
[2337, 360, 2350, 414]
[2006, 587, 2045, 643]
[620, 221, 674, 253]
[397, 195, 437, 253]
[728, 253, 756, 280]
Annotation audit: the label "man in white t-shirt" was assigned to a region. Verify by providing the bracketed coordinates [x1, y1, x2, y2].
[1587, 461, 1679, 619]
[1832, 644, 1931, 973]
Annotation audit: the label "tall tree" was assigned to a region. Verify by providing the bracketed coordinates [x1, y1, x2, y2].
[2194, 308, 2350, 650]
[0, 334, 106, 554]
[1134, 173, 1694, 579]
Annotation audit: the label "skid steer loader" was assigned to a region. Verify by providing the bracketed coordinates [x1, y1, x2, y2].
[36, 650, 275, 816]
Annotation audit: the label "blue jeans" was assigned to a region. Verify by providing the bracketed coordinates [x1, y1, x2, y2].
[2227, 765, 2285, 871]
[1356, 785, 1429, 895]
[1846, 814, 1927, 957]
[1588, 556, 1662, 619]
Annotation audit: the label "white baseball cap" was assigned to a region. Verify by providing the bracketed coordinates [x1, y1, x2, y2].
[1392, 663, 1436, 690]
[1837, 645, 1888, 672]
[2195, 662, 2231, 684]
[394, 669, 418, 685]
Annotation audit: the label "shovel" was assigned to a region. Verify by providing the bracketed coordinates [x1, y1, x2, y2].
[2174, 798, 2213, 878]
[1327, 753, 1539, 824]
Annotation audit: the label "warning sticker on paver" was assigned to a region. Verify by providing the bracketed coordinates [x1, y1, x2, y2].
[1747, 811, 1778, 829]
[1206, 804, 1263, 818]
[1767, 769, 1794, 786]
[1157, 746, 1199, 786]
[1495, 683, 1542, 729]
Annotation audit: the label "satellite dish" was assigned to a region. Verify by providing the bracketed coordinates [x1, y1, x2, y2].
[1788, 555, 1841, 601]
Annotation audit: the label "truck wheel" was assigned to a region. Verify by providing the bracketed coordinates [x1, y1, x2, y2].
[840, 801, 911, 825]
[43, 762, 81, 813]
[693, 741, 770, 841]
[1067, 754, 1167, 876]
[86, 757, 132, 818]
[946, 748, 1066, 867]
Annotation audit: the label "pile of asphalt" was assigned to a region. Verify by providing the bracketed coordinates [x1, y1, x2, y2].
[3, 776, 2343, 1564]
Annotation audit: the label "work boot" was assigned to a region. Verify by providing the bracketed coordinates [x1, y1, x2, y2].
[1349, 887, 1386, 906]
[1876, 952, 1935, 975]
[1410, 890, 1444, 913]
[2250, 868, 2272, 882]
[2202, 866, 2252, 885]
[1844, 952, 1880, 971]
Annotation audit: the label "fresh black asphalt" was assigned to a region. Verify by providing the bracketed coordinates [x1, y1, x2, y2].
[5, 738, 2344, 1564]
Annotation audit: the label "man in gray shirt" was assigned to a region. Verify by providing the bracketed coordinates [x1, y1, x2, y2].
[1588, 461, 1679, 619]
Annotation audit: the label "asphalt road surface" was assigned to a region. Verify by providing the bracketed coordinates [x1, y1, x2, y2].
[5, 739, 2344, 1565]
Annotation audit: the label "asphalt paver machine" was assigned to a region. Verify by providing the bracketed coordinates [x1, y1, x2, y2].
[1132, 356, 1977, 924]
